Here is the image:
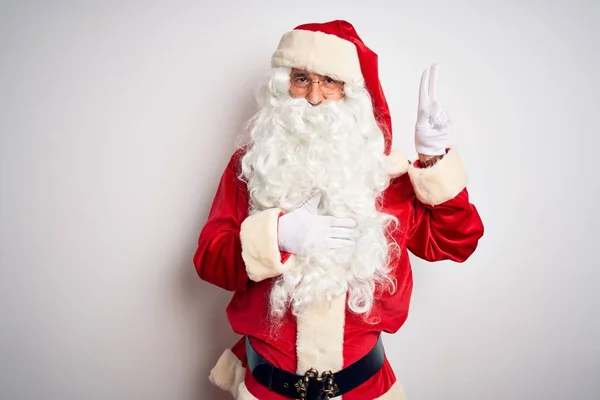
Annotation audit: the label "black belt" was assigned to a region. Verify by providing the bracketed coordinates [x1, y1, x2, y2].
[245, 335, 385, 400]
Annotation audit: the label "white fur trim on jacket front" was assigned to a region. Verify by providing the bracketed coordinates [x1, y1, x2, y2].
[240, 208, 294, 282]
[296, 295, 346, 376]
[209, 349, 246, 399]
[271, 29, 363, 85]
[408, 148, 468, 206]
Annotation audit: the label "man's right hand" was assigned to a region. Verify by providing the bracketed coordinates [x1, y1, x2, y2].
[277, 193, 359, 256]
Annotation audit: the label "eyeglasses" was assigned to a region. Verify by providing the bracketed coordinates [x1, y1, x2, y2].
[290, 72, 344, 96]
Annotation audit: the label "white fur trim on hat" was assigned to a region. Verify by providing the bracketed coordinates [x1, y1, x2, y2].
[272, 29, 364, 84]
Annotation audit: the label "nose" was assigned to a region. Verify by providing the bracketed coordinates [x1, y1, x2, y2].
[306, 82, 324, 106]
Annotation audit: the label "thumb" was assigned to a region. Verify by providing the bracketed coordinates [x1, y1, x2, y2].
[301, 192, 322, 214]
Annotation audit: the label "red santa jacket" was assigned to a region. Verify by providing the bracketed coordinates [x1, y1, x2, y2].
[193, 148, 484, 400]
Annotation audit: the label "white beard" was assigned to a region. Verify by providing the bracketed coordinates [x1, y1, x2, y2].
[239, 67, 398, 320]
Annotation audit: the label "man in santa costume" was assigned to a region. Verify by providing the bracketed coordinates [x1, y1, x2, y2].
[193, 20, 484, 400]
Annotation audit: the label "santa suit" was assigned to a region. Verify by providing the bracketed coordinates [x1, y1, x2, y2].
[193, 144, 484, 399]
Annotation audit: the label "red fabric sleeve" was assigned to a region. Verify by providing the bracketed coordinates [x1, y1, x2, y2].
[230, 336, 248, 367]
[384, 173, 484, 263]
[407, 187, 484, 262]
[193, 150, 251, 291]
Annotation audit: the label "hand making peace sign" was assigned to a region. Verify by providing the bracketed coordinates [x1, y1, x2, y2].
[414, 64, 452, 156]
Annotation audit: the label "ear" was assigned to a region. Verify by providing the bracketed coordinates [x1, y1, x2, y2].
[385, 150, 410, 178]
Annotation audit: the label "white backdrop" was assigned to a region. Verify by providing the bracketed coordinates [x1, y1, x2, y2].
[1, 1, 598, 399]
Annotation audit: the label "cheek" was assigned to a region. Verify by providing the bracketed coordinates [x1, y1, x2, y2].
[328, 92, 345, 101]
[289, 89, 304, 99]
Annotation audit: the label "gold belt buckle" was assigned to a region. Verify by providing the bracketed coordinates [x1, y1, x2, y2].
[294, 368, 339, 400]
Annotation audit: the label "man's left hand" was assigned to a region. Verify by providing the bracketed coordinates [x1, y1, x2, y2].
[414, 63, 452, 157]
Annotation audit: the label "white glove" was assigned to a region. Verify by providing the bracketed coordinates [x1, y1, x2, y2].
[277, 193, 358, 256]
[415, 64, 452, 156]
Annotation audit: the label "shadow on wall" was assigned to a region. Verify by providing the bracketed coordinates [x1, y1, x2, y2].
[178, 72, 265, 400]
[176, 254, 239, 400]
[197, 282, 239, 400]
[177, 183, 241, 400]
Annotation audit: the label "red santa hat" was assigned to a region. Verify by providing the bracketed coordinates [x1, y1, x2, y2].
[271, 20, 394, 156]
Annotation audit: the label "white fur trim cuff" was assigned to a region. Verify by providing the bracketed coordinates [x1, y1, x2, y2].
[240, 208, 291, 282]
[272, 29, 363, 84]
[408, 148, 468, 206]
[386, 149, 410, 178]
[209, 349, 246, 398]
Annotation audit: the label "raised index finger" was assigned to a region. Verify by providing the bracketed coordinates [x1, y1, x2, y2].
[419, 68, 429, 105]
[428, 63, 439, 101]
